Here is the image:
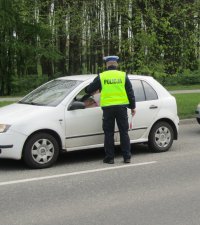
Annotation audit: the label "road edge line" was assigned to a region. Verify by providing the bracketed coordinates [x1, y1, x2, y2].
[0, 161, 157, 187]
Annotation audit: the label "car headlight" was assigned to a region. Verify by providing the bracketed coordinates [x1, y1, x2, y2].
[0, 124, 11, 133]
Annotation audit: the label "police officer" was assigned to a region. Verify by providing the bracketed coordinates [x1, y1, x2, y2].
[85, 56, 136, 164]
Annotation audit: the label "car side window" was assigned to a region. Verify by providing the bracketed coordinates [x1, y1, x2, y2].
[75, 88, 100, 108]
[142, 81, 158, 100]
[130, 80, 145, 102]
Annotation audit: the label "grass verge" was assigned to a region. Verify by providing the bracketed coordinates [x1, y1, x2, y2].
[172, 93, 200, 119]
[166, 84, 200, 91]
[0, 101, 16, 107]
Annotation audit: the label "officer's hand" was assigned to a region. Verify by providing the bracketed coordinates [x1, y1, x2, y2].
[131, 108, 136, 116]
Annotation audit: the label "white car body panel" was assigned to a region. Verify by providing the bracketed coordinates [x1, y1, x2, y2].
[196, 104, 200, 118]
[65, 107, 104, 149]
[0, 74, 179, 160]
[195, 103, 200, 124]
[0, 104, 65, 138]
[0, 131, 27, 159]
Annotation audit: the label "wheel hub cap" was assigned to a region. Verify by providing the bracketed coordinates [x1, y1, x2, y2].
[155, 126, 171, 148]
[31, 139, 54, 164]
[38, 146, 47, 155]
[160, 133, 166, 141]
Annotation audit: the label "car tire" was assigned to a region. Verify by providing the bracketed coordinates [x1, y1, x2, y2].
[197, 118, 200, 124]
[23, 132, 59, 169]
[148, 121, 174, 152]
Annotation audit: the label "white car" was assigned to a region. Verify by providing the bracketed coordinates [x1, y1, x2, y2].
[195, 104, 200, 124]
[0, 75, 179, 169]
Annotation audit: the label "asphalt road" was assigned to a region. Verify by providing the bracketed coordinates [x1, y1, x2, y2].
[0, 120, 200, 225]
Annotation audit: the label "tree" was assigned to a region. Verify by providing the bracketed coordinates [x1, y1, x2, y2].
[0, 0, 200, 95]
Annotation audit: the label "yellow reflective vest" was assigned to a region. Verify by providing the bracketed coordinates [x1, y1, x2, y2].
[100, 70, 129, 107]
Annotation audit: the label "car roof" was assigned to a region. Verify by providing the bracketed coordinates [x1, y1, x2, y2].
[57, 74, 154, 81]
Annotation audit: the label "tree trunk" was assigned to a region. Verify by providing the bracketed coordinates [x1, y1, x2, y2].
[68, 0, 83, 75]
[40, 1, 53, 77]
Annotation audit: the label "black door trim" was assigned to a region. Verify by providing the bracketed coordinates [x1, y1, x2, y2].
[65, 127, 147, 139]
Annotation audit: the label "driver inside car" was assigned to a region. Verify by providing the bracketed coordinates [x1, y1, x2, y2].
[80, 94, 99, 108]
[83, 96, 98, 108]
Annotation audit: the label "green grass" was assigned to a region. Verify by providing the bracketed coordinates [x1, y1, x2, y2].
[166, 84, 200, 91]
[172, 93, 200, 119]
[0, 101, 16, 107]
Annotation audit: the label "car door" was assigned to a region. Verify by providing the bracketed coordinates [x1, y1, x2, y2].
[64, 88, 117, 150]
[124, 79, 160, 141]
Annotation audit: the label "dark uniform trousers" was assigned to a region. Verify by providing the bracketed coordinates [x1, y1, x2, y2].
[102, 106, 131, 160]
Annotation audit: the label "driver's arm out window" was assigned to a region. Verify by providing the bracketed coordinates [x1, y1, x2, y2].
[75, 89, 100, 108]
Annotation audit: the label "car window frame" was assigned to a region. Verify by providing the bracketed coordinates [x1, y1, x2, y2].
[130, 79, 158, 102]
[130, 79, 146, 102]
[141, 80, 158, 101]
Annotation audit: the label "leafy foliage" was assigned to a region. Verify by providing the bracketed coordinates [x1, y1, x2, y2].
[0, 0, 200, 95]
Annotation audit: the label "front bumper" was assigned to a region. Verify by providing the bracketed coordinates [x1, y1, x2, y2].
[0, 130, 27, 160]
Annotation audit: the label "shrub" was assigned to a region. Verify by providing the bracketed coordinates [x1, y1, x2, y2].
[152, 69, 200, 86]
[177, 70, 200, 85]
[11, 75, 49, 95]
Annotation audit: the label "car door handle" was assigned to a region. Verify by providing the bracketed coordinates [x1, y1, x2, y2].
[149, 105, 158, 109]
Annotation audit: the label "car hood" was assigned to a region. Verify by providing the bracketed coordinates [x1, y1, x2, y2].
[0, 103, 56, 124]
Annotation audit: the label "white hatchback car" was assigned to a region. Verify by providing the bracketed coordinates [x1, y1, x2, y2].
[0, 75, 179, 168]
[195, 103, 200, 124]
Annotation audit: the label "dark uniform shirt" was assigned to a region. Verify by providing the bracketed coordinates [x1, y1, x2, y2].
[85, 66, 136, 109]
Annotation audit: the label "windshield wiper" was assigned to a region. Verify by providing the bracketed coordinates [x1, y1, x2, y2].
[18, 101, 45, 106]
[30, 102, 45, 106]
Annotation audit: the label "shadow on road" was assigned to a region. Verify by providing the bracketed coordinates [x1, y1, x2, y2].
[0, 143, 152, 170]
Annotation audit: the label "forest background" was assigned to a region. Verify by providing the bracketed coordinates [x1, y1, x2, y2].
[0, 0, 200, 95]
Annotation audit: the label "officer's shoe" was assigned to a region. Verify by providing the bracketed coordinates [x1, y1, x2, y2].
[124, 158, 131, 163]
[103, 157, 114, 164]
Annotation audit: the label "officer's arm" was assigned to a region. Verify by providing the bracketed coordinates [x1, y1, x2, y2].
[85, 75, 102, 95]
[125, 76, 136, 110]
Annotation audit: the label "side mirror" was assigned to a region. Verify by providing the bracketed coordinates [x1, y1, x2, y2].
[69, 101, 85, 110]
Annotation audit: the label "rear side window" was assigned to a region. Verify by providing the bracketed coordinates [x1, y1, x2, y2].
[131, 80, 145, 102]
[142, 81, 158, 100]
[131, 79, 158, 102]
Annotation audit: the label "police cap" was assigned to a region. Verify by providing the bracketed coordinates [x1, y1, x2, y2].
[103, 55, 119, 62]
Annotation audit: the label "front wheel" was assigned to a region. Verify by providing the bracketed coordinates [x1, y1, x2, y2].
[23, 132, 59, 169]
[148, 121, 174, 152]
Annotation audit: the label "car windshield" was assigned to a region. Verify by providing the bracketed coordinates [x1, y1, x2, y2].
[19, 79, 82, 106]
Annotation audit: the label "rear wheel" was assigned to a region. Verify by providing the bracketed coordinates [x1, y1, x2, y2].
[148, 121, 174, 152]
[23, 132, 59, 169]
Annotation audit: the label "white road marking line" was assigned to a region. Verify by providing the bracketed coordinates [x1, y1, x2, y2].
[0, 161, 157, 187]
